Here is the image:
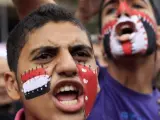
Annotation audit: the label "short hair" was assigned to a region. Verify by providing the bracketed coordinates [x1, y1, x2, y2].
[7, 4, 91, 73]
[98, 0, 160, 33]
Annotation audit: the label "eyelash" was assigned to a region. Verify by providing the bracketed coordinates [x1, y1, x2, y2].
[73, 51, 90, 57]
[72, 50, 91, 61]
[132, 3, 144, 9]
[32, 52, 54, 63]
[106, 8, 116, 15]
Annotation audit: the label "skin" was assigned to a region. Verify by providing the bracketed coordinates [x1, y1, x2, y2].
[0, 57, 12, 105]
[93, 43, 108, 68]
[101, 0, 160, 94]
[5, 21, 97, 120]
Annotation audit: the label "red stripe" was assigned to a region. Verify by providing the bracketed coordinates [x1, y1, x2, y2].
[131, 10, 157, 31]
[122, 41, 132, 55]
[77, 64, 97, 117]
[102, 20, 117, 35]
[21, 68, 46, 82]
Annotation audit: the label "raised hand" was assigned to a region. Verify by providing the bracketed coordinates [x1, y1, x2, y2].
[75, 0, 102, 23]
[12, 0, 56, 19]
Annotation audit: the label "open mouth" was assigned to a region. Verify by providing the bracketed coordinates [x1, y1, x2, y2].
[116, 21, 136, 42]
[52, 80, 84, 112]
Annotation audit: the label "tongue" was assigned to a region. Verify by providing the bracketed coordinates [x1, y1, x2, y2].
[56, 92, 77, 101]
[117, 33, 135, 42]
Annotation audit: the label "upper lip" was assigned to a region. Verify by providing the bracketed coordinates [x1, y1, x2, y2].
[116, 21, 136, 36]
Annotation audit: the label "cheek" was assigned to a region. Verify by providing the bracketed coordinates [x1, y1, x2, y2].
[102, 16, 115, 28]
[85, 58, 97, 70]
[139, 10, 156, 23]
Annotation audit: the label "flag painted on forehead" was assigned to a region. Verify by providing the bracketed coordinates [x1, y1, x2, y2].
[102, 0, 157, 58]
[21, 66, 51, 100]
[77, 64, 98, 118]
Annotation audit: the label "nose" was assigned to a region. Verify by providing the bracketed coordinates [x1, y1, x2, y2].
[117, 1, 131, 18]
[56, 50, 77, 77]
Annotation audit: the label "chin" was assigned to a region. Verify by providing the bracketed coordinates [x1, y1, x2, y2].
[0, 97, 12, 105]
[45, 111, 85, 120]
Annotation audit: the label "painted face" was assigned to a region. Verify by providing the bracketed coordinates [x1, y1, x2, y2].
[101, 0, 158, 58]
[17, 22, 98, 120]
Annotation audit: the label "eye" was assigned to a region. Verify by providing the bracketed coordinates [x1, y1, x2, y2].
[72, 50, 91, 62]
[105, 8, 116, 15]
[73, 51, 90, 57]
[132, 4, 144, 9]
[32, 52, 54, 63]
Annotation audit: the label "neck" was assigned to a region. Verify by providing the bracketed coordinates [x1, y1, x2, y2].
[107, 54, 156, 94]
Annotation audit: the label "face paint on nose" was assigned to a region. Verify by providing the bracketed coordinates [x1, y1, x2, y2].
[102, 1, 157, 59]
[117, 1, 131, 16]
[76, 64, 98, 118]
[21, 65, 51, 100]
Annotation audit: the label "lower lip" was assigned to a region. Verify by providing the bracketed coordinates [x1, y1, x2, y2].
[52, 95, 84, 112]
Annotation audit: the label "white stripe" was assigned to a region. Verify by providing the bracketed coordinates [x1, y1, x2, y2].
[23, 75, 50, 93]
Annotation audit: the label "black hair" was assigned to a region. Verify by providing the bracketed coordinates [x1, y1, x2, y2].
[99, 0, 160, 33]
[7, 4, 91, 73]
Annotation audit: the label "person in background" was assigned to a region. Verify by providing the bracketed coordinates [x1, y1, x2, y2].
[91, 34, 108, 88]
[87, 0, 160, 119]
[0, 43, 21, 120]
[91, 34, 108, 68]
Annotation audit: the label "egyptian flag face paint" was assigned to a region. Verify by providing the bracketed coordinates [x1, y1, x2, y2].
[77, 64, 98, 118]
[21, 66, 51, 100]
[102, 1, 157, 58]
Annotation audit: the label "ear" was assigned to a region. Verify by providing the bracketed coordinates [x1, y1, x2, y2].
[4, 71, 20, 101]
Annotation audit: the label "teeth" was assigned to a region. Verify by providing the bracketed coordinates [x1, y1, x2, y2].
[70, 86, 74, 91]
[121, 25, 130, 30]
[64, 86, 70, 91]
[60, 87, 65, 92]
[60, 100, 78, 105]
[56, 85, 77, 94]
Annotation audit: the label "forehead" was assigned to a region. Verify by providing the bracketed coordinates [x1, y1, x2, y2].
[103, 0, 150, 4]
[0, 58, 9, 73]
[102, 0, 153, 9]
[26, 21, 91, 49]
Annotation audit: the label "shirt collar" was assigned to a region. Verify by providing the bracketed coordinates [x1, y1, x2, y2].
[15, 108, 24, 120]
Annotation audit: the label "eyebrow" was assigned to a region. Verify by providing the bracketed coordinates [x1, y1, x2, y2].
[102, 0, 117, 10]
[141, 0, 149, 6]
[69, 44, 93, 53]
[30, 46, 59, 56]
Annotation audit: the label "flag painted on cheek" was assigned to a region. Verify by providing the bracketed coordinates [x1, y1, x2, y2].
[77, 64, 98, 118]
[21, 67, 51, 100]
